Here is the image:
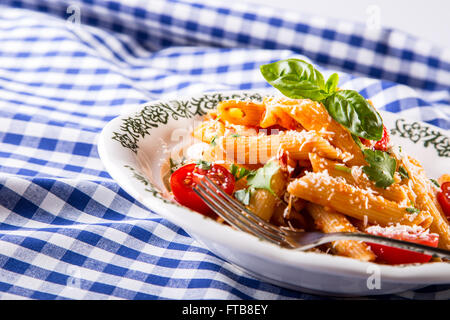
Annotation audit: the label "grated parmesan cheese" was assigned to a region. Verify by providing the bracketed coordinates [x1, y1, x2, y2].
[366, 223, 435, 240]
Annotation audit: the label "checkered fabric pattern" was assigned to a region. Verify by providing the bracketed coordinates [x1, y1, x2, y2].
[0, 0, 448, 300]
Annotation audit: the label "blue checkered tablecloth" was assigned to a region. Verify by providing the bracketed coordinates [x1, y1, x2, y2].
[0, 0, 448, 300]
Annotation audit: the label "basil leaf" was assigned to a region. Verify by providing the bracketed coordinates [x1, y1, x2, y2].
[406, 207, 420, 214]
[325, 73, 339, 94]
[362, 149, 397, 188]
[230, 163, 238, 177]
[210, 135, 217, 146]
[238, 167, 251, 179]
[351, 133, 365, 149]
[169, 157, 186, 174]
[398, 166, 409, 180]
[260, 58, 328, 101]
[169, 158, 177, 174]
[195, 159, 211, 170]
[230, 164, 253, 181]
[323, 90, 383, 140]
[430, 179, 440, 188]
[260, 58, 384, 143]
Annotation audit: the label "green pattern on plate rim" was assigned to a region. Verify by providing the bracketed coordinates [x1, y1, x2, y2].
[115, 93, 263, 204]
[390, 119, 449, 158]
[113, 92, 449, 200]
[112, 92, 263, 154]
[123, 164, 173, 203]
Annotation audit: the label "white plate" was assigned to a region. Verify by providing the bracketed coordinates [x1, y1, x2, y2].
[98, 91, 450, 296]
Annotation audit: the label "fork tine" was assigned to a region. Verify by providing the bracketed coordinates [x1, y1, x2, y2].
[202, 176, 287, 236]
[198, 178, 288, 243]
[193, 182, 286, 246]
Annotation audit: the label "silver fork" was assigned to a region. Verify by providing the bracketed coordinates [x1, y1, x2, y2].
[193, 176, 450, 260]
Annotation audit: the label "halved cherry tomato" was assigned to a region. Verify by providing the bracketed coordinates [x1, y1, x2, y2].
[366, 225, 439, 265]
[360, 125, 390, 151]
[170, 163, 235, 218]
[437, 182, 450, 218]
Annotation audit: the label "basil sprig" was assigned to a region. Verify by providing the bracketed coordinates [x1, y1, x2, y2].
[260, 58, 383, 140]
[260, 58, 396, 187]
[230, 163, 254, 181]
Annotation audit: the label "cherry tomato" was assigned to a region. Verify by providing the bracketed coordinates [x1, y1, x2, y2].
[366, 225, 439, 265]
[360, 125, 390, 151]
[437, 182, 450, 218]
[170, 163, 235, 218]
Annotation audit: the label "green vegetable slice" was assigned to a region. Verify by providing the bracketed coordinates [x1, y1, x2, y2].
[246, 161, 281, 196]
[234, 188, 252, 206]
[233, 161, 281, 205]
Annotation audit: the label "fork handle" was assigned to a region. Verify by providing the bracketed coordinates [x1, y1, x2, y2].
[308, 232, 450, 260]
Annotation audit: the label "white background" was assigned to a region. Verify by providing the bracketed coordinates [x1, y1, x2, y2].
[225, 0, 450, 49]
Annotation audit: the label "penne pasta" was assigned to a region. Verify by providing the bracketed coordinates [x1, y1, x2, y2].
[202, 143, 261, 171]
[219, 130, 345, 165]
[260, 97, 302, 130]
[287, 172, 430, 227]
[268, 97, 366, 166]
[308, 153, 408, 203]
[217, 100, 266, 127]
[247, 165, 286, 221]
[306, 203, 376, 262]
[401, 156, 450, 249]
[192, 118, 225, 144]
[270, 195, 307, 228]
